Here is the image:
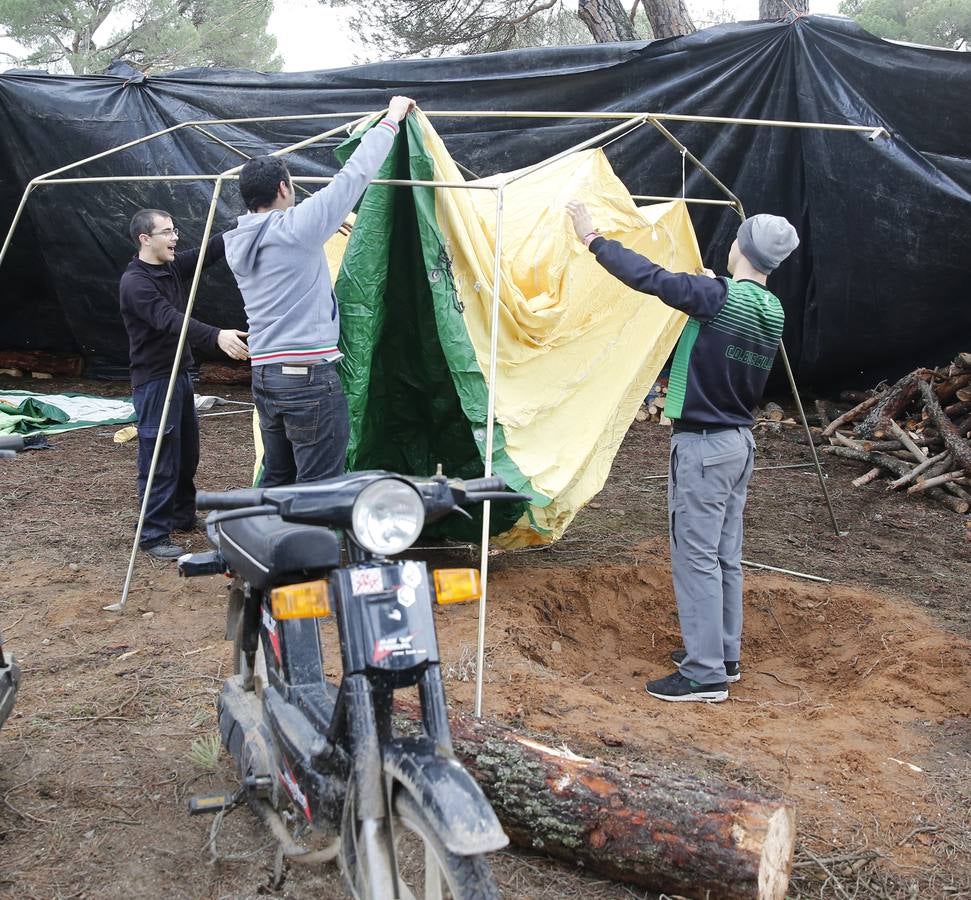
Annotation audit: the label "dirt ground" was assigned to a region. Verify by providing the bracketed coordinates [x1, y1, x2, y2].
[0, 375, 969, 900]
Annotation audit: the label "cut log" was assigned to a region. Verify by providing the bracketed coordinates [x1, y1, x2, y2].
[918, 380, 971, 476]
[852, 466, 884, 487]
[885, 420, 925, 463]
[945, 400, 971, 420]
[935, 372, 971, 401]
[854, 371, 928, 439]
[822, 446, 969, 513]
[433, 710, 796, 900]
[0, 349, 83, 376]
[197, 362, 251, 385]
[888, 450, 950, 490]
[908, 470, 969, 494]
[956, 352, 971, 369]
[821, 395, 878, 437]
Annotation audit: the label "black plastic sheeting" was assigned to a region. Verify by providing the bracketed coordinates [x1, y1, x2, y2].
[0, 16, 968, 388]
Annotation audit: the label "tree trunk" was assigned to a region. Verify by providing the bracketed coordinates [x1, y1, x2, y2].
[642, 0, 696, 38]
[578, 0, 639, 41]
[421, 709, 795, 899]
[759, 0, 808, 19]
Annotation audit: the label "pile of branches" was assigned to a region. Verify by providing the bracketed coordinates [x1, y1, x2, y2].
[817, 353, 971, 516]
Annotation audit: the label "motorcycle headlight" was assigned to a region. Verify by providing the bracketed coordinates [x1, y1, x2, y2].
[351, 478, 425, 556]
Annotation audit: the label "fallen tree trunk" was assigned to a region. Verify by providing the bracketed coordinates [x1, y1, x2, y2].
[406, 708, 796, 899]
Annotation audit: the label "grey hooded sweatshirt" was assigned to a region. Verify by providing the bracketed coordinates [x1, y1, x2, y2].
[224, 118, 399, 368]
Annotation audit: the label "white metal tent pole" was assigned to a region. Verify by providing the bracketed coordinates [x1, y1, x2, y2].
[105, 176, 226, 612]
[473, 182, 505, 719]
[0, 182, 35, 269]
[107, 114, 373, 613]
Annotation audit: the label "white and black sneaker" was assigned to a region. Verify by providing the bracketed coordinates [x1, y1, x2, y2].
[671, 649, 741, 683]
[646, 671, 728, 703]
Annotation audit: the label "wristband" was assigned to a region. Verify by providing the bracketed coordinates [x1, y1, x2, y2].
[582, 231, 601, 247]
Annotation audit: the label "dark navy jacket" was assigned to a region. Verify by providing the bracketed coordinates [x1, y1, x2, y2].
[590, 236, 784, 428]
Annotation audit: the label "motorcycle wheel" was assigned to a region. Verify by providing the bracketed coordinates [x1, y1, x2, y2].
[341, 782, 500, 900]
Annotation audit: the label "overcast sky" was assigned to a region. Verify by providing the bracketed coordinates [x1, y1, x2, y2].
[1, 0, 843, 74]
[271, 0, 843, 71]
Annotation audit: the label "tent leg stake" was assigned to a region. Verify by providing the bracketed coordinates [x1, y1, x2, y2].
[474, 184, 505, 719]
[778, 340, 844, 537]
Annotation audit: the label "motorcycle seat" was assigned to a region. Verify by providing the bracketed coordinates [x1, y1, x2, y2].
[216, 515, 340, 590]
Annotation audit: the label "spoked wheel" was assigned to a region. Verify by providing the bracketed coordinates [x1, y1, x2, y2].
[341, 782, 499, 900]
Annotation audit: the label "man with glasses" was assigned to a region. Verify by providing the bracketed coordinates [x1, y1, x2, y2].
[119, 209, 249, 560]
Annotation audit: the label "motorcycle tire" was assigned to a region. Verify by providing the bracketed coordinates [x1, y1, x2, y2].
[341, 781, 500, 900]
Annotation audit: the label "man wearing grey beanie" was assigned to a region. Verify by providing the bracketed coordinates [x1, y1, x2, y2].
[567, 202, 798, 704]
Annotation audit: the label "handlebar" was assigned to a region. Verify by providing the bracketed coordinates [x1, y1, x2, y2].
[197, 488, 266, 510]
[461, 476, 507, 493]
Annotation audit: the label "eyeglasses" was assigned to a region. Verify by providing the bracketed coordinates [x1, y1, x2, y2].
[147, 227, 179, 237]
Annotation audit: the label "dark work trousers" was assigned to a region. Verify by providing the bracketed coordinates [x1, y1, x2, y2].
[133, 372, 199, 547]
[667, 427, 756, 684]
[251, 362, 350, 487]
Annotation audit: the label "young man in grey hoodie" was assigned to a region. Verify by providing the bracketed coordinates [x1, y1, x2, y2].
[224, 95, 416, 486]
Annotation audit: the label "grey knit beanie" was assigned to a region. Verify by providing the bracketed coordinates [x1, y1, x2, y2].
[736, 214, 799, 274]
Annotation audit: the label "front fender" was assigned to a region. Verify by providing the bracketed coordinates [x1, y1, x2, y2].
[383, 736, 508, 856]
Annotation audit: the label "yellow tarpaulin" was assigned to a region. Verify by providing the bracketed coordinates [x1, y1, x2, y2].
[414, 114, 699, 546]
[255, 113, 704, 548]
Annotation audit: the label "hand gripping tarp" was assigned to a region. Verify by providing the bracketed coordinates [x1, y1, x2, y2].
[323, 112, 700, 546]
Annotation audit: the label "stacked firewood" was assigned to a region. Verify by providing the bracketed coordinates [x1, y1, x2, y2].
[634, 376, 671, 425]
[818, 353, 971, 516]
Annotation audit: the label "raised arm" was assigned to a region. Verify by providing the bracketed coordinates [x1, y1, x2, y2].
[567, 200, 727, 320]
[289, 96, 416, 246]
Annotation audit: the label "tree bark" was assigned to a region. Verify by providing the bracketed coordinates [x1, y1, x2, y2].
[853, 371, 929, 439]
[823, 445, 970, 513]
[0, 350, 83, 376]
[429, 710, 795, 899]
[578, 0, 639, 41]
[642, 0, 696, 38]
[821, 395, 878, 436]
[918, 379, 971, 476]
[759, 0, 808, 19]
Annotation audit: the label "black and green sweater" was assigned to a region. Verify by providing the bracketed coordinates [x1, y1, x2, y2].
[589, 236, 784, 428]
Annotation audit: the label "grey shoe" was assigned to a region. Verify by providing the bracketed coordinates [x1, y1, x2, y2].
[671, 649, 740, 683]
[142, 539, 185, 561]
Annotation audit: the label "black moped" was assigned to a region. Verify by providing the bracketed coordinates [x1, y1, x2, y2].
[179, 470, 528, 899]
[0, 435, 23, 730]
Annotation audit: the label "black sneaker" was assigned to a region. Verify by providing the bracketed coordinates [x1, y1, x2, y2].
[671, 649, 740, 683]
[646, 671, 728, 703]
[142, 539, 185, 561]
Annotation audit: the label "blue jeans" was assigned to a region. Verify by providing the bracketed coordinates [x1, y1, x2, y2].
[252, 363, 349, 487]
[667, 427, 755, 684]
[133, 372, 199, 547]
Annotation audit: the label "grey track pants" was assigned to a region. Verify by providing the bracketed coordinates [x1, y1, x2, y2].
[667, 427, 755, 684]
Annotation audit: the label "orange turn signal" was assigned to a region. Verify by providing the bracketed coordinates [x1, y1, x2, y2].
[271, 580, 331, 620]
[433, 568, 481, 605]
